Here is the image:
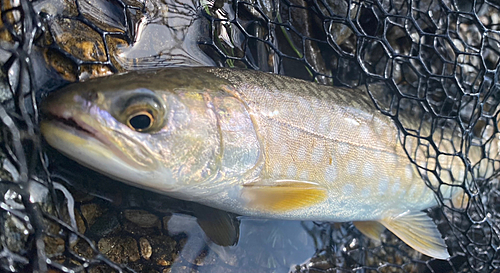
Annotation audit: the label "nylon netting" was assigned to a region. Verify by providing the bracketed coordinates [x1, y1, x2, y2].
[1, 0, 499, 272]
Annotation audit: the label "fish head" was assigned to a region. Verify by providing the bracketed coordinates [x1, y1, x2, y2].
[41, 70, 225, 195]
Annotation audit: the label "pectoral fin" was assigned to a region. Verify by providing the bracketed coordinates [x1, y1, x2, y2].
[241, 180, 328, 212]
[353, 221, 385, 241]
[379, 211, 450, 260]
[194, 205, 240, 246]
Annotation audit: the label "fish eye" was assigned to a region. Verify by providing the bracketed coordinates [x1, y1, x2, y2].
[128, 110, 154, 131]
[120, 94, 164, 133]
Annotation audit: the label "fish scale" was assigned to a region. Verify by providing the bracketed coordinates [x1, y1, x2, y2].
[216, 68, 433, 208]
[40, 67, 493, 259]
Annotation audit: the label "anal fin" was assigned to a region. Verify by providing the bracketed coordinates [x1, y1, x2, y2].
[241, 180, 328, 213]
[353, 221, 385, 241]
[379, 210, 450, 260]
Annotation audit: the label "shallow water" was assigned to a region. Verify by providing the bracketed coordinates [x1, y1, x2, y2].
[167, 216, 317, 272]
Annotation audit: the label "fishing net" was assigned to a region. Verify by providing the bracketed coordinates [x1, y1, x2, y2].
[1, 0, 499, 272]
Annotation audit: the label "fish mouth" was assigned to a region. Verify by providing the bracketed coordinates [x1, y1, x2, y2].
[41, 106, 156, 173]
[42, 113, 113, 147]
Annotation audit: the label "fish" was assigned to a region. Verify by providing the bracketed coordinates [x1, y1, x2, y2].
[40, 67, 479, 259]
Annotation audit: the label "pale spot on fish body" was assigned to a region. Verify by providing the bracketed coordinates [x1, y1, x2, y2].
[405, 165, 414, 179]
[287, 165, 297, 177]
[290, 127, 300, 139]
[386, 130, 395, 142]
[344, 117, 360, 126]
[407, 183, 418, 199]
[378, 177, 389, 193]
[361, 187, 371, 198]
[297, 145, 307, 160]
[266, 109, 280, 117]
[280, 142, 289, 155]
[359, 124, 371, 138]
[391, 177, 401, 193]
[271, 163, 282, 177]
[271, 127, 281, 144]
[297, 97, 309, 114]
[342, 184, 354, 195]
[311, 144, 325, 164]
[337, 142, 349, 156]
[324, 164, 337, 183]
[387, 152, 398, 165]
[347, 160, 359, 175]
[299, 170, 309, 180]
[362, 162, 374, 177]
[318, 115, 330, 135]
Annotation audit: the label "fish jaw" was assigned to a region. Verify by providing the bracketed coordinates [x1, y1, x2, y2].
[41, 119, 126, 174]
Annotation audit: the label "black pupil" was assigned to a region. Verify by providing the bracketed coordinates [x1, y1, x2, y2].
[129, 114, 151, 131]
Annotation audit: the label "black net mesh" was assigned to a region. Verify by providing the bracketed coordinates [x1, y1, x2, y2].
[1, 0, 500, 272]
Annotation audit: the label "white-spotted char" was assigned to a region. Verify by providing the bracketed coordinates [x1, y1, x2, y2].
[40, 67, 491, 259]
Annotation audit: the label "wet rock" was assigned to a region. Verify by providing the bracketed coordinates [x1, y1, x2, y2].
[43, 236, 65, 256]
[72, 236, 97, 260]
[147, 234, 178, 266]
[98, 236, 140, 263]
[124, 209, 160, 228]
[74, 207, 86, 234]
[78, 64, 114, 81]
[87, 210, 120, 238]
[140, 237, 153, 260]
[43, 49, 77, 81]
[49, 18, 107, 62]
[80, 203, 104, 226]
[3, 214, 30, 253]
[0, 64, 12, 105]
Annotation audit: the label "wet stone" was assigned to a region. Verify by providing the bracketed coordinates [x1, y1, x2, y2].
[80, 203, 104, 227]
[43, 236, 65, 256]
[75, 207, 86, 234]
[140, 237, 153, 260]
[3, 214, 30, 253]
[87, 210, 120, 238]
[43, 49, 77, 82]
[105, 35, 127, 68]
[79, 64, 114, 81]
[98, 236, 140, 263]
[0, 58, 12, 103]
[123, 212, 162, 236]
[124, 209, 160, 228]
[72, 236, 97, 260]
[49, 18, 107, 62]
[147, 235, 178, 267]
[196, 248, 219, 267]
